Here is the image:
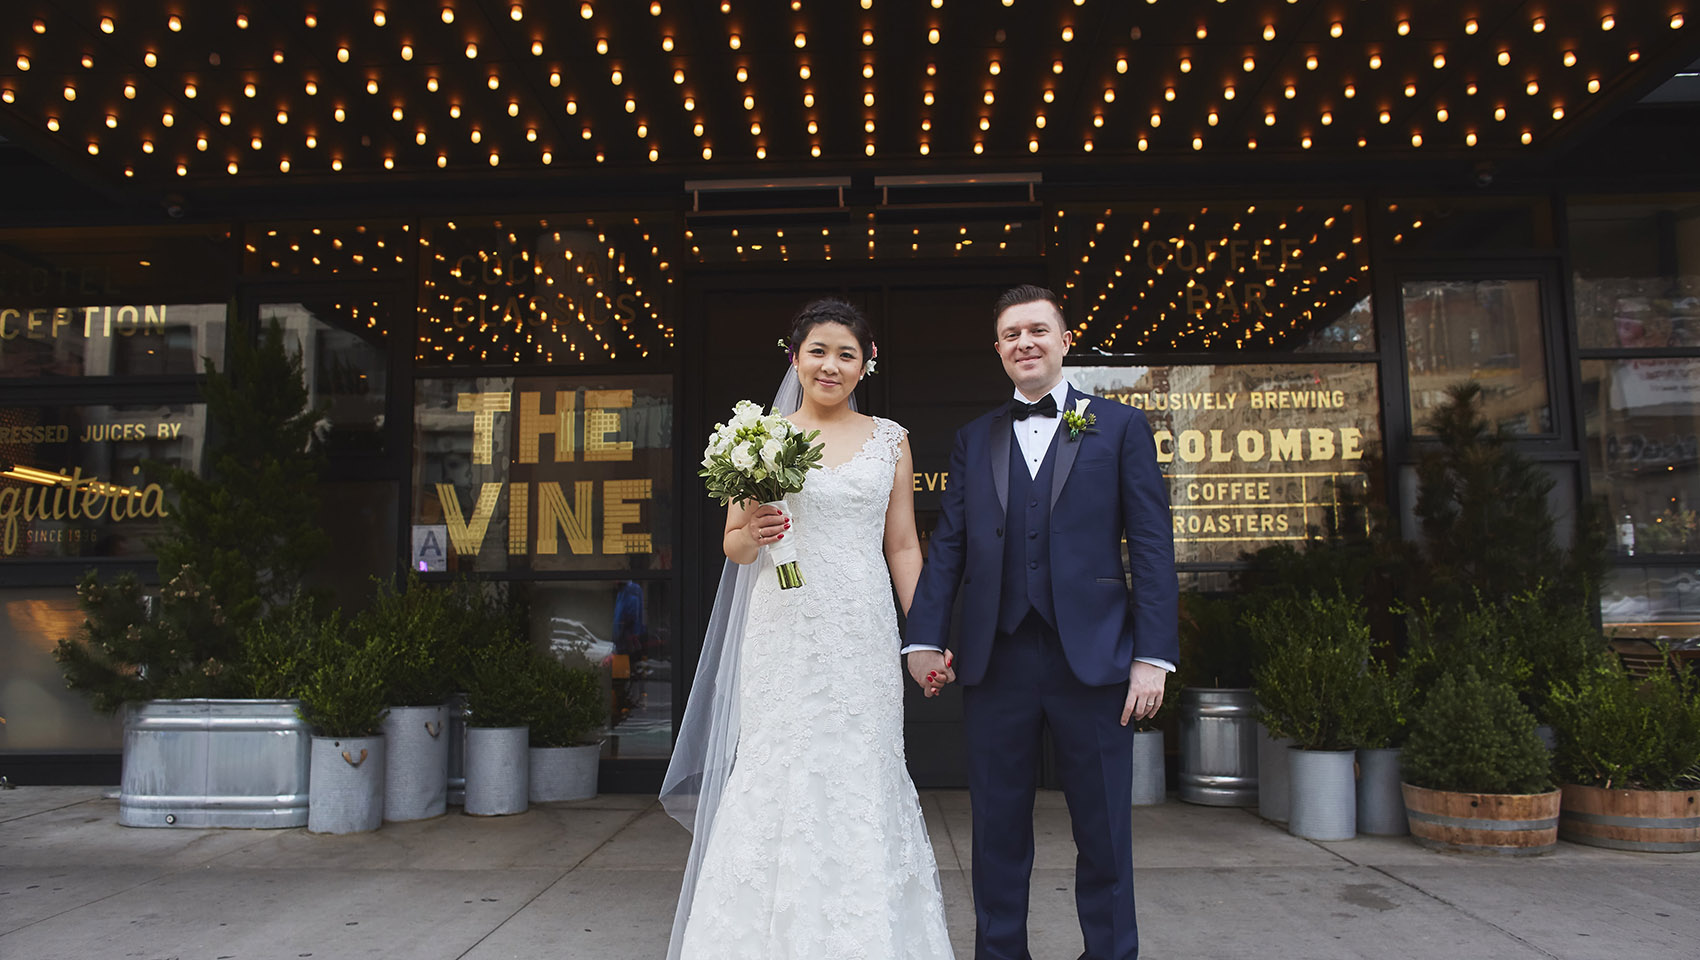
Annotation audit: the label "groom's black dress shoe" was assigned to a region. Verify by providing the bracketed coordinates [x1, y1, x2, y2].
[1010, 395, 1058, 420]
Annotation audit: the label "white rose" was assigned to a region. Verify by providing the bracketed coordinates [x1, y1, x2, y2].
[759, 438, 783, 469]
[762, 415, 791, 438]
[729, 444, 757, 472]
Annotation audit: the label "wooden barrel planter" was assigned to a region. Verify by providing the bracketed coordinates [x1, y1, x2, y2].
[1559, 784, 1700, 853]
[1401, 782, 1560, 856]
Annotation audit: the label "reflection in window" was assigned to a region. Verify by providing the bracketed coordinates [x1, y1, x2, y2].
[1063, 200, 1373, 354]
[411, 375, 673, 574]
[417, 216, 674, 365]
[1570, 198, 1700, 350]
[244, 221, 413, 280]
[1583, 359, 1700, 557]
[0, 303, 227, 379]
[1068, 363, 1382, 564]
[263, 301, 390, 456]
[530, 578, 672, 759]
[1403, 279, 1550, 435]
[0, 402, 204, 560]
[1600, 565, 1700, 641]
[0, 588, 124, 751]
[1381, 197, 1554, 255]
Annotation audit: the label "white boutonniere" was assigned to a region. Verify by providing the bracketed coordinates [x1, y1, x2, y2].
[1062, 397, 1097, 440]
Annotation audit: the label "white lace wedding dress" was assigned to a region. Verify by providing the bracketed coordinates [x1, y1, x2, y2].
[677, 417, 954, 960]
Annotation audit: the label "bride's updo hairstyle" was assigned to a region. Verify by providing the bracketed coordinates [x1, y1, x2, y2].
[785, 298, 875, 369]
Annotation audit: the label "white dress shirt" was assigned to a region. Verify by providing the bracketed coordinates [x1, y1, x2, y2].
[903, 379, 1175, 675]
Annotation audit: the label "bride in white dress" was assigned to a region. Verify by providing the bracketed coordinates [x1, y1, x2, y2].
[662, 299, 955, 960]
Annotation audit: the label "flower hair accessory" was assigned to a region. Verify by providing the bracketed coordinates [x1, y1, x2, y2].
[862, 341, 879, 379]
[776, 337, 792, 363]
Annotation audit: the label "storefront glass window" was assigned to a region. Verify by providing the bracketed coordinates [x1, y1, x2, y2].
[0, 587, 123, 752]
[262, 300, 391, 456]
[0, 402, 204, 561]
[1570, 198, 1700, 350]
[411, 374, 673, 573]
[244, 221, 414, 280]
[1402, 278, 1551, 435]
[1069, 363, 1382, 564]
[0, 227, 232, 379]
[417, 216, 674, 365]
[1582, 359, 1700, 559]
[1062, 200, 1373, 354]
[1380, 197, 1555, 255]
[529, 579, 672, 760]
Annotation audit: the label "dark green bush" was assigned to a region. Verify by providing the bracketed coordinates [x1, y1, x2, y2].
[1246, 590, 1374, 751]
[237, 597, 332, 700]
[1548, 661, 1700, 791]
[293, 613, 386, 738]
[1402, 666, 1552, 795]
[355, 573, 459, 707]
[1178, 592, 1254, 689]
[463, 642, 547, 729]
[526, 654, 607, 747]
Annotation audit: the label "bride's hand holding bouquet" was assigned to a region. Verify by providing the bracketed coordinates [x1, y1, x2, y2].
[700, 400, 824, 588]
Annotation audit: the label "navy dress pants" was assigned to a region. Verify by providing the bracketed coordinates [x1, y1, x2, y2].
[961, 613, 1139, 960]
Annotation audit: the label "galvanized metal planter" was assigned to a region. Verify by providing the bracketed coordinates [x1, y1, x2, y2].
[1256, 722, 1292, 823]
[1355, 747, 1409, 836]
[1177, 688, 1259, 806]
[1130, 730, 1166, 806]
[1287, 747, 1356, 840]
[119, 699, 311, 829]
[308, 735, 385, 834]
[464, 726, 529, 816]
[529, 744, 600, 803]
[446, 693, 467, 806]
[382, 704, 448, 822]
[1559, 784, 1700, 852]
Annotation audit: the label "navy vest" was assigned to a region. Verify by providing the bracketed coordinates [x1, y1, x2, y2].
[998, 426, 1062, 635]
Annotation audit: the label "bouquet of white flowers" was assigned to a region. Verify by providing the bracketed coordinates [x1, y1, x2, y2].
[699, 400, 824, 588]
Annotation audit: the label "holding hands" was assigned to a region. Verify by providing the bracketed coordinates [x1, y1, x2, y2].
[907, 648, 955, 698]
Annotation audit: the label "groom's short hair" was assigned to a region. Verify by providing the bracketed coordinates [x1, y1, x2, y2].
[993, 284, 1064, 329]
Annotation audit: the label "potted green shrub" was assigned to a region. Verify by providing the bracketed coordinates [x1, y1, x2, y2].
[1401, 666, 1559, 855]
[1548, 659, 1700, 852]
[462, 642, 544, 816]
[1247, 590, 1373, 840]
[358, 573, 458, 823]
[1354, 656, 1411, 836]
[52, 318, 327, 829]
[526, 653, 607, 803]
[293, 613, 388, 835]
[1176, 591, 1259, 806]
[1130, 667, 1180, 806]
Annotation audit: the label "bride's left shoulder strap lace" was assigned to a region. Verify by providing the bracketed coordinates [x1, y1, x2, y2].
[871, 416, 907, 464]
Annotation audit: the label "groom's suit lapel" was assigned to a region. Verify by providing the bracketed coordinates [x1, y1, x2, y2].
[990, 409, 1011, 513]
[1049, 386, 1084, 509]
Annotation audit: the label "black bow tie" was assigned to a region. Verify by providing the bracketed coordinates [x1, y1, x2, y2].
[1010, 394, 1059, 420]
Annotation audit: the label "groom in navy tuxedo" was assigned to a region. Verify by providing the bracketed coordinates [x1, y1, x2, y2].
[905, 285, 1179, 960]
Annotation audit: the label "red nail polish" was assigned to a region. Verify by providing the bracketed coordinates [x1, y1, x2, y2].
[776, 533, 784, 539]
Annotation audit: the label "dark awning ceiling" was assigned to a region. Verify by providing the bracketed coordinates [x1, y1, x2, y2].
[1, 1, 1697, 202]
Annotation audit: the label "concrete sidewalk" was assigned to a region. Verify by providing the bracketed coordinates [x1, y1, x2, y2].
[3, 786, 1697, 960]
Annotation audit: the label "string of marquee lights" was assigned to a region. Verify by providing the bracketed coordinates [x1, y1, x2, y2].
[683, 219, 1038, 262]
[1064, 202, 1372, 352]
[415, 217, 671, 365]
[244, 222, 412, 279]
[0, 2, 1691, 182]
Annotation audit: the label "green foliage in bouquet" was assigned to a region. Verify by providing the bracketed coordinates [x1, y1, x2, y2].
[699, 400, 825, 507]
[293, 612, 387, 738]
[1246, 590, 1375, 751]
[1548, 660, 1700, 791]
[354, 572, 460, 707]
[463, 641, 548, 729]
[1401, 666, 1553, 795]
[526, 653, 607, 748]
[53, 566, 242, 714]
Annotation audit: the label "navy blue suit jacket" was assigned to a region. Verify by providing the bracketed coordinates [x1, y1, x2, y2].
[907, 385, 1179, 687]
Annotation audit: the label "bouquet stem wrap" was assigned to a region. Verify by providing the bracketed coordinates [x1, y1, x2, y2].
[762, 500, 803, 589]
